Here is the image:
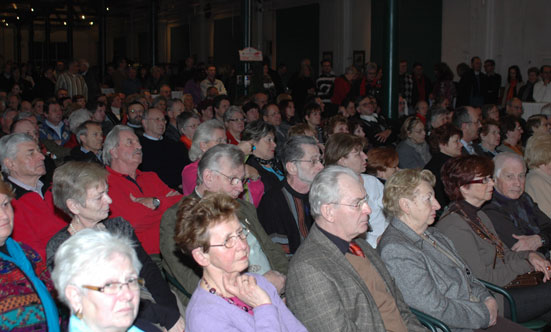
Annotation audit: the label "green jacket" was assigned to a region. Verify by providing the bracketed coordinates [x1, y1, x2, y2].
[160, 191, 288, 305]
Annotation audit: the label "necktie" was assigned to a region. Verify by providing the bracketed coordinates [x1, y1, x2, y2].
[349, 240, 366, 258]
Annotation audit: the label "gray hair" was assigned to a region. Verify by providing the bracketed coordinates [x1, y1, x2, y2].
[452, 106, 471, 129]
[176, 112, 200, 133]
[309, 165, 360, 219]
[0, 133, 36, 174]
[167, 99, 183, 112]
[197, 144, 245, 186]
[152, 96, 167, 108]
[189, 119, 225, 162]
[51, 229, 142, 309]
[281, 135, 318, 172]
[223, 106, 245, 123]
[68, 108, 92, 133]
[241, 120, 275, 142]
[13, 111, 37, 123]
[75, 120, 101, 145]
[493, 152, 526, 178]
[429, 107, 449, 126]
[102, 125, 135, 166]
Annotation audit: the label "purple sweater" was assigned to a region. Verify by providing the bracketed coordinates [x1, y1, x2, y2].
[185, 274, 307, 332]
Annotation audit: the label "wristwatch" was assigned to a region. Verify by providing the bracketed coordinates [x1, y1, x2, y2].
[152, 197, 161, 210]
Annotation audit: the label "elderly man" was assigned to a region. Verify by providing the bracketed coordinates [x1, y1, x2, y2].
[286, 166, 427, 332]
[452, 106, 481, 155]
[0, 133, 68, 260]
[160, 144, 288, 305]
[482, 152, 551, 257]
[165, 99, 185, 142]
[67, 120, 103, 164]
[258, 136, 323, 254]
[103, 125, 182, 256]
[139, 107, 190, 190]
[54, 59, 88, 99]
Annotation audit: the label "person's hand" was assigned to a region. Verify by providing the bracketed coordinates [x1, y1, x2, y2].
[168, 316, 185, 332]
[166, 190, 180, 197]
[263, 270, 286, 295]
[528, 252, 551, 282]
[238, 140, 254, 155]
[375, 129, 391, 142]
[245, 165, 260, 181]
[223, 273, 271, 308]
[512, 234, 542, 251]
[129, 193, 156, 209]
[483, 297, 498, 326]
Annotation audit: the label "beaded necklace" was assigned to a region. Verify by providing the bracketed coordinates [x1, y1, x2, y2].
[202, 278, 254, 315]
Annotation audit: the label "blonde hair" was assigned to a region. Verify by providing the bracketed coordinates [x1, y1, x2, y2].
[383, 169, 435, 218]
[525, 134, 551, 169]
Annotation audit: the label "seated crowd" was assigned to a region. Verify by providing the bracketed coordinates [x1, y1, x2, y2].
[1, 54, 551, 332]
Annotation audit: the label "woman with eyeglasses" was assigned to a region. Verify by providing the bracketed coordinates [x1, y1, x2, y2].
[324, 133, 387, 248]
[224, 106, 246, 145]
[52, 229, 145, 332]
[396, 116, 431, 169]
[438, 155, 551, 323]
[47, 161, 185, 332]
[175, 192, 307, 332]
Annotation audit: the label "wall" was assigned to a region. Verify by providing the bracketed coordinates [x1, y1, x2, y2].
[442, 0, 551, 80]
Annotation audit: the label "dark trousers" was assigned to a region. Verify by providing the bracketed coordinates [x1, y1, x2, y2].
[504, 282, 551, 322]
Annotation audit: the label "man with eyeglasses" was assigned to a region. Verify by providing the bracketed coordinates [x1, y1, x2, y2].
[257, 136, 323, 255]
[286, 166, 427, 332]
[161, 144, 288, 305]
[483, 152, 551, 257]
[125, 101, 144, 136]
[452, 106, 482, 155]
[138, 108, 190, 190]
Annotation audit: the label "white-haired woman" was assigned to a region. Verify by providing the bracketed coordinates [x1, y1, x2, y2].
[52, 229, 145, 331]
[47, 161, 184, 332]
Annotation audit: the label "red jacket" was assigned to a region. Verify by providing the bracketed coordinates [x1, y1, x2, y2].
[11, 189, 69, 261]
[106, 167, 182, 254]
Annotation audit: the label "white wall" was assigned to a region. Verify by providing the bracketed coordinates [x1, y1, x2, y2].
[442, 0, 551, 80]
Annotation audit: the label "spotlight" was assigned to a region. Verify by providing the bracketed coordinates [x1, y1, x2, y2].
[63, 21, 67, 26]
[16, 16, 19, 20]
[31, 8, 34, 12]
[81, 15, 85, 19]
[106, 7, 110, 11]
[89, 21, 94, 26]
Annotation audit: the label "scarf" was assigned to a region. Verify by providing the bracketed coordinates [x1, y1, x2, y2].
[405, 138, 431, 165]
[252, 156, 284, 180]
[505, 80, 518, 102]
[0, 238, 59, 332]
[442, 201, 505, 267]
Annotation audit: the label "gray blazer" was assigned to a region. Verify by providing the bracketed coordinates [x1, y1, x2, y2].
[379, 218, 492, 332]
[286, 224, 427, 332]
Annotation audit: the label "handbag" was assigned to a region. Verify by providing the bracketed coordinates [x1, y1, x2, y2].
[504, 271, 544, 289]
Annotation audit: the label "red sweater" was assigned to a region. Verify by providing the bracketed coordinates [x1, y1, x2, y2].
[106, 167, 182, 254]
[11, 190, 69, 261]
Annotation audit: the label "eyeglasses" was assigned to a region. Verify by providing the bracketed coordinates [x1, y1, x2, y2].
[293, 157, 323, 166]
[210, 226, 250, 249]
[330, 195, 369, 210]
[129, 109, 143, 114]
[228, 118, 245, 122]
[82, 277, 144, 295]
[212, 169, 246, 186]
[468, 176, 493, 184]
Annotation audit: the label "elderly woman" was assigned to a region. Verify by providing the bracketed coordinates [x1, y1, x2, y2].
[497, 115, 524, 155]
[481, 152, 551, 256]
[176, 111, 200, 150]
[379, 169, 527, 332]
[396, 116, 431, 169]
[47, 161, 184, 332]
[424, 123, 463, 209]
[438, 155, 551, 322]
[224, 106, 246, 145]
[325, 133, 387, 248]
[52, 229, 144, 331]
[243, 120, 283, 194]
[474, 119, 500, 158]
[525, 134, 551, 217]
[0, 177, 60, 331]
[174, 192, 307, 331]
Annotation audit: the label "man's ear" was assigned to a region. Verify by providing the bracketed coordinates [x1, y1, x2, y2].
[286, 161, 298, 176]
[320, 203, 335, 223]
[202, 169, 214, 187]
[3, 158, 14, 173]
[191, 247, 210, 267]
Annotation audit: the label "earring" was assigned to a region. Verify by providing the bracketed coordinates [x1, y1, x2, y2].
[76, 309, 83, 319]
[252, 145, 256, 151]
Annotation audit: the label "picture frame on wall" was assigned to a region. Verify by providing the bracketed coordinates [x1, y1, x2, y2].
[353, 50, 365, 70]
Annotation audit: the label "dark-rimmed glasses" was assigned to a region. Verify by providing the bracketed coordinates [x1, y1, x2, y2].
[468, 176, 493, 185]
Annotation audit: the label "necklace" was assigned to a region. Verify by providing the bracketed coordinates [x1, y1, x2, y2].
[202, 278, 254, 314]
[69, 222, 78, 234]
